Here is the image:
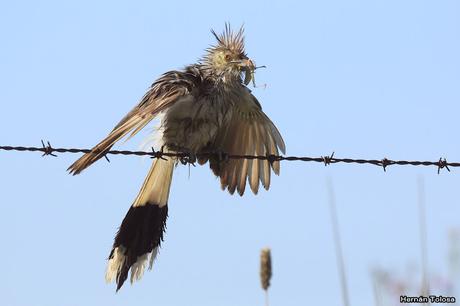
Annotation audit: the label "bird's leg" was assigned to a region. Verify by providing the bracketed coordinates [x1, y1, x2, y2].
[166, 143, 197, 166]
[180, 150, 197, 166]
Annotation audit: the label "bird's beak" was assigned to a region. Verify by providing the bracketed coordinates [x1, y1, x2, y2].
[237, 59, 256, 86]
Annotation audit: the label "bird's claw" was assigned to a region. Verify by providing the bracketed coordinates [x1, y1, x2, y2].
[180, 151, 197, 166]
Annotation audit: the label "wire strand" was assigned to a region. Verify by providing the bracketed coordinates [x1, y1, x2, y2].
[0, 141, 458, 173]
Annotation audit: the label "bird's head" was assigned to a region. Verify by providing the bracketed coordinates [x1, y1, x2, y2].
[202, 24, 259, 86]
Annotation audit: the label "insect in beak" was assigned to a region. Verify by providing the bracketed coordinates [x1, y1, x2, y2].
[238, 59, 266, 87]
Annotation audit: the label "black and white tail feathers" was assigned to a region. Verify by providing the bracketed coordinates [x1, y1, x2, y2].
[105, 155, 175, 291]
[106, 204, 168, 291]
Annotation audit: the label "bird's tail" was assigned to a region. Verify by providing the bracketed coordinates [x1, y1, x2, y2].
[105, 154, 175, 291]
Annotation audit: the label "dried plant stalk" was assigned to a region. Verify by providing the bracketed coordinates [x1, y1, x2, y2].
[260, 248, 272, 291]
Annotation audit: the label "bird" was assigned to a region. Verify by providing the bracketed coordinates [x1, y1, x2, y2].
[68, 24, 285, 291]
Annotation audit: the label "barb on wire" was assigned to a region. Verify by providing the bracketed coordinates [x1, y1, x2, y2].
[41, 140, 57, 157]
[0, 141, 459, 174]
[437, 158, 450, 174]
[322, 152, 335, 166]
[381, 158, 392, 172]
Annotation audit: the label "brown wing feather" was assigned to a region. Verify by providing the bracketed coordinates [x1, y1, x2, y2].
[211, 92, 285, 195]
[68, 67, 202, 175]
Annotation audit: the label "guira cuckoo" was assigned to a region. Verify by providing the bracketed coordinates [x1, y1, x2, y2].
[68, 25, 285, 291]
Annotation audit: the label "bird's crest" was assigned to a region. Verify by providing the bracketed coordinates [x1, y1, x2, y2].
[202, 24, 266, 86]
[210, 23, 246, 55]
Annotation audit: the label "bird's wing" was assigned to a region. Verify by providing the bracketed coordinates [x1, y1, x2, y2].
[209, 88, 285, 195]
[68, 67, 202, 175]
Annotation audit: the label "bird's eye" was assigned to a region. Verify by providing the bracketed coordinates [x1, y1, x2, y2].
[225, 54, 231, 61]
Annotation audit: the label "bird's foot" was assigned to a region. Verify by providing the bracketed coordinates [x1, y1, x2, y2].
[175, 147, 197, 166]
[161, 143, 197, 166]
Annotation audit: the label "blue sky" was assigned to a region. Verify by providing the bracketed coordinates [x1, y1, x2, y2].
[1, 1, 459, 305]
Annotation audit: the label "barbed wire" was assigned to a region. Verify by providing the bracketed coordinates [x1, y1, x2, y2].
[0, 140, 458, 174]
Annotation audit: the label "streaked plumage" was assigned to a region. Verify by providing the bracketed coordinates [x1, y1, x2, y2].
[68, 24, 285, 291]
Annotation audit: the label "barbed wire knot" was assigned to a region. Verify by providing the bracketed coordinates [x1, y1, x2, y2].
[322, 152, 335, 166]
[381, 158, 391, 172]
[150, 146, 167, 161]
[41, 140, 57, 157]
[266, 154, 279, 165]
[437, 158, 450, 174]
